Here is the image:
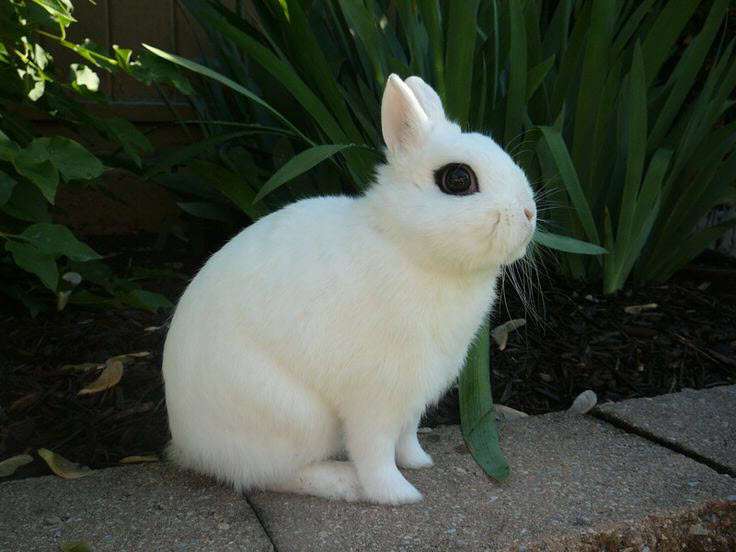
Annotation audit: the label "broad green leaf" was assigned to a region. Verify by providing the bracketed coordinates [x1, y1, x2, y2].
[1, 182, 50, 222]
[534, 231, 608, 255]
[459, 322, 509, 481]
[122, 289, 173, 313]
[19, 223, 101, 261]
[13, 140, 59, 203]
[5, 241, 58, 291]
[0, 131, 20, 161]
[0, 170, 16, 205]
[44, 137, 104, 181]
[254, 144, 356, 203]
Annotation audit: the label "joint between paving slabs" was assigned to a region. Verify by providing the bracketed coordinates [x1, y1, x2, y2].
[592, 410, 735, 478]
[245, 494, 280, 552]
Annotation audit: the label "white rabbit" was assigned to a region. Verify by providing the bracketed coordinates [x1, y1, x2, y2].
[162, 74, 536, 504]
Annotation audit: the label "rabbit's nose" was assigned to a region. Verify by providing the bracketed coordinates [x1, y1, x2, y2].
[523, 208, 534, 222]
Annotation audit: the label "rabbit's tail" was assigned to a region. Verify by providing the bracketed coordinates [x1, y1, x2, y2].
[267, 460, 362, 501]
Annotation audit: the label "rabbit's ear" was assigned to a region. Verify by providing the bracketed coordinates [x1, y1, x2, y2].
[404, 76, 445, 123]
[381, 74, 430, 154]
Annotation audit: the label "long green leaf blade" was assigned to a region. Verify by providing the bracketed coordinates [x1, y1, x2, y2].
[534, 231, 608, 255]
[459, 324, 509, 482]
[254, 144, 356, 203]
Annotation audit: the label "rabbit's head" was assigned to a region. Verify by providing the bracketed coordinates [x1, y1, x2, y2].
[367, 74, 536, 274]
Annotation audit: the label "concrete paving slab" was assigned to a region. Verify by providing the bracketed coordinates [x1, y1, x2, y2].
[0, 463, 273, 552]
[597, 385, 736, 474]
[248, 415, 736, 552]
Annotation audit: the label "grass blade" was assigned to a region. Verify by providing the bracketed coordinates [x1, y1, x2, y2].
[444, 0, 481, 124]
[254, 144, 358, 203]
[534, 231, 607, 255]
[539, 126, 600, 245]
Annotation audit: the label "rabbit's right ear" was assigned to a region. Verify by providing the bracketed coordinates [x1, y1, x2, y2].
[404, 76, 445, 123]
[381, 74, 430, 154]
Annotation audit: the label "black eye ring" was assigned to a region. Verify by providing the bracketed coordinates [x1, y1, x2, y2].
[434, 163, 478, 196]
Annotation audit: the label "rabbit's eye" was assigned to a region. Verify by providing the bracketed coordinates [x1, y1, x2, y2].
[435, 164, 478, 196]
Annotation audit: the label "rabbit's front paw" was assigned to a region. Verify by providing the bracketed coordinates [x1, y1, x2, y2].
[361, 467, 423, 505]
[396, 443, 433, 470]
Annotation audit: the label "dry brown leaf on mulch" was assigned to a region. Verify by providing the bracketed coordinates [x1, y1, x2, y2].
[491, 318, 527, 350]
[77, 359, 124, 396]
[119, 455, 159, 464]
[624, 303, 658, 314]
[38, 448, 92, 479]
[0, 454, 34, 477]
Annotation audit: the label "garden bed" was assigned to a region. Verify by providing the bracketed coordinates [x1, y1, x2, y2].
[2, 236, 735, 478]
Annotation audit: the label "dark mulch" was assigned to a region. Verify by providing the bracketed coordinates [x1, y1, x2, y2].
[2, 237, 735, 480]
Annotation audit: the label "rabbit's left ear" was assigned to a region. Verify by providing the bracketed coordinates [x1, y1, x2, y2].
[381, 74, 430, 154]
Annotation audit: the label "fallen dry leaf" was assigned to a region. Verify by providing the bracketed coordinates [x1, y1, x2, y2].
[8, 392, 38, 413]
[60, 362, 101, 374]
[494, 404, 528, 421]
[37, 449, 92, 479]
[119, 455, 159, 464]
[0, 454, 33, 477]
[624, 303, 658, 315]
[77, 359, 124, 396]
[61, 541, 92, 552]
[108, 351, 151, 363]
[491, 318, 526, 351]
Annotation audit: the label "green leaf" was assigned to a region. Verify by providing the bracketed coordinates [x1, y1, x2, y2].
[145, 130, 263, 178]
[445, 0, 481, 124]
[0, 131, 20, 162]
[534, 231, 608, 255]
[504, 0, 527, 146]
[177, 201, 240, 224]
[70, 63, 100, 92]
[45, 137, 104, 181]
[459, 323, 509, 481]
[122, 289, 173, 313]
[0, 170, 17, 206]
[19, 223, 101, 261]
[5, 241, 58, 291]
[1, 182, 50, 222]
[142, 44, 305, 141]
[254, 144, 355, 203]
[13, 140, 59, 203]
[188, 160, 268, 221]
[641, 0, 699, 86]
[526, 55, 555, 101]
[131, 50, 195, 96]
[102, 117, 153, 167]
[538, 126, 600, 245]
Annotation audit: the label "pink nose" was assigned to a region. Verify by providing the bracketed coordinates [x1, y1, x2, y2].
[524, 208, 534, 222]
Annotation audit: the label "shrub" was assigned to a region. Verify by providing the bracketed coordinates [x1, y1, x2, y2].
[0, 0, 190, 313]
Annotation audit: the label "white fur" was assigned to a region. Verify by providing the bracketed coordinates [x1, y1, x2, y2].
[162, 75, 536, 504]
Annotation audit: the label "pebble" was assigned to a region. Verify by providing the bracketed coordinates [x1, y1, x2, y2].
[568, 390, 598, 414]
